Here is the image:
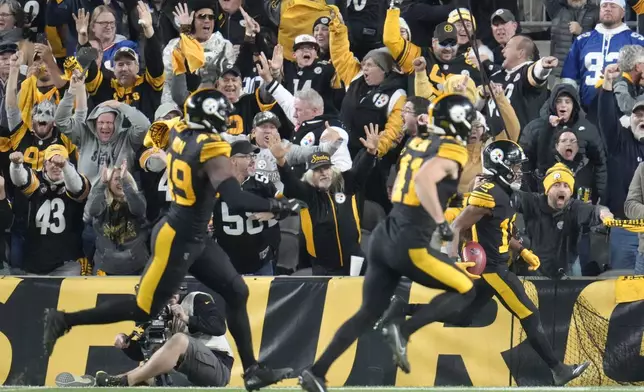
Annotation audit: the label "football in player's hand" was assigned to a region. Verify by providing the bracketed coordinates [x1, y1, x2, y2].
[462, 241, 486, 275]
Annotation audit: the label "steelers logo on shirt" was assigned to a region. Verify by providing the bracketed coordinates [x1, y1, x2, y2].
[301, 132, 316, 146]
[335, 192, 346, 204]
[373, 93, 390, 108]
[256, 159, 267, 170]
[314, 67, 322, 74]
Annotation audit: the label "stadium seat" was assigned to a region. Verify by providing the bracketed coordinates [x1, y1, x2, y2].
[291, 267, 313, 276]
[277, 231, 300, 273]
[598, 269, 636, 278]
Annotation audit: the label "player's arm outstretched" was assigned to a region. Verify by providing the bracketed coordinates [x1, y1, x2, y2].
[205, 156, 300, 218]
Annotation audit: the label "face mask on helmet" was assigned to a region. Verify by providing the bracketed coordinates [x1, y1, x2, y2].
[483, 143, 527, 190]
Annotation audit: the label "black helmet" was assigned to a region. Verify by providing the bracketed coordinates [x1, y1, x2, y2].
[427, 94, 476, 142]
[183, 89, 233, 132]
[482, 140, 527, 190]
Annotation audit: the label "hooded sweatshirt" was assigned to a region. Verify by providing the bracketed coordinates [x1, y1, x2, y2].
[520, 83, 606, 200]
[54, 91, 151, 186]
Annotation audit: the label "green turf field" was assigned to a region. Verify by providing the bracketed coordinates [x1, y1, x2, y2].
[4, 388, 644, 391]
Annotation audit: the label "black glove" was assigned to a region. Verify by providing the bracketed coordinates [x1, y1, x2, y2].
[268, 198, 302, 220]
[437, 221, 453, 242]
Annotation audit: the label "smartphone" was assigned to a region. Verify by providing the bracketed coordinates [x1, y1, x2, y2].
[35, 32, 47, 44]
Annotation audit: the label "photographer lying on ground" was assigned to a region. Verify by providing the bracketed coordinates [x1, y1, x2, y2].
[98, 286, 234, 387]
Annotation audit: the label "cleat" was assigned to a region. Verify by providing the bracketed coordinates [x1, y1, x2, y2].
[95, 371, 127, 387]
[382, 322, 410, 374]
[298, 369, 327, 392]
[552, 362, 590, 386]
[243, 363, 292, 391]
[374, 295, 408, 332]
[43, 309, 69, 357]
[55, 372, 95, 387]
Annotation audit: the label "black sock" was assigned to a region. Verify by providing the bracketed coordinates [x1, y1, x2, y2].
[63, 296, 148, 327]
[311, 309, 377, 378]
[400, 290, 474, 339]
[225, 303, 257, 371]
[407, 303, 420, 315]
[520, 314, 560, 369]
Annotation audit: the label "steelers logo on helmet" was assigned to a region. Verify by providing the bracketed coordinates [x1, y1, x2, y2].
[428, 94, 475, 142]
[184, 89, 233, 132]
[482, 140, 527, 190]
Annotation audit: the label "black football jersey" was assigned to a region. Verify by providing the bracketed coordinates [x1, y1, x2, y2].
[467, 180, 516, 266]
[389, 136, 468, 236]
[283, 60, 337, 109]
[137, 147, 170, 223]
[418, 48, 481, 101]
[165, 125, 232, 239]
[20, 169, 88, 274]
[227, 92, 277, 136]
[486, 61, 548, 130]
[212, 173, 280, 274]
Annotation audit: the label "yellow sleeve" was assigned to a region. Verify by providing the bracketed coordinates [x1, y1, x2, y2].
[383, 8, 421, 74]
[139, 147, 159, 171]
[21, 169, 41, 197]
[467, 190, 496, 209]
[329, 17, 362, 86]
[0, 136, 10, 152]
[494, 94, 520, 142]
[256, 88, 277, 112]
[632, 0, 644, 14]
[437, 140, 469, 168]
[9, 123, 28, 150]
[414, 70, 436, 100]
[145, 69, 165, 92]
[445, 207, 463, 224]
[200, 138, 232, 162]
[377, 93, 406, 157]
[527, 62, 548, 88]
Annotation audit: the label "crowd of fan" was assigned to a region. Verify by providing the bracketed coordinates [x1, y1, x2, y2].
[1, 0, 644, 279]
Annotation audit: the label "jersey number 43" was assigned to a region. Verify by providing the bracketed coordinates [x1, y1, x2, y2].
[36, 198, 66, 235]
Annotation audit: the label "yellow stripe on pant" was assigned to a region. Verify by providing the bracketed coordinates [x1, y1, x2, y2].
[136, 223, 176, 314]
[408, 248, 473, 294]
[483, 273, 533, 319]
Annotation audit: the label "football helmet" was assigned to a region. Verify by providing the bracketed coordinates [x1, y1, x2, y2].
[482, 140, 528, 190]
[426, 94, 476, 142]
[183, 89, 233, 132]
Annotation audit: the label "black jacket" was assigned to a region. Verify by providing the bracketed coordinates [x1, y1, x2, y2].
[0, 197, 11, 267]
[598, 88, 644, 218]
[278, 149, 376, 274]
[511, 191, 604, 278]
[520, 83, 607, 200]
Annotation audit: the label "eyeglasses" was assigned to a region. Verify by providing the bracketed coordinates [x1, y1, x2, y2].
[233, 153, 256, 160]
[196, 13, 215, 20]
[402, 108, 415, 114]
[559, 138, 578, 144]
[438, 39, 457, 48]
[95, 21, 116, 27]
[0, 12, 14, 19]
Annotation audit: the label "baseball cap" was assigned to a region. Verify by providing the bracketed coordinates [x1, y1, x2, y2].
[0, 42, 17, 55]
[306, 152, 332, 171]
[230, 140, 260, 156]
[221, 62, 241, 77]
[491, 9, 516, 23]
[601, 0, 625, 8]
[253, 111, 281, 128]
[154, 102, 182, 121]
[44, 144, 69, 161]
[113, 47, 139, 63]
[633, 96, 644, 112]
[434, 22, 458, 45]
[293, 34, 320, 52]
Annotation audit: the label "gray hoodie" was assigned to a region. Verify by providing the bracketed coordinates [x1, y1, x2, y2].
[54, 91, 151, 185]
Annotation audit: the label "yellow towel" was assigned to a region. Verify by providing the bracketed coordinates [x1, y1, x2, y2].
[172, 34, 205, 75]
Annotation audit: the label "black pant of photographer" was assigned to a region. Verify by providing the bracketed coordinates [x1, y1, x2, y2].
[105, 334, 231, 387]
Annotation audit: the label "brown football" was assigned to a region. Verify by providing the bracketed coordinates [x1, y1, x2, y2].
[462, 241, 487, 275]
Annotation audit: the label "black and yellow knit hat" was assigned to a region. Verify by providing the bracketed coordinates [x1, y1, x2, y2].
[543, 163, 575, 195]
